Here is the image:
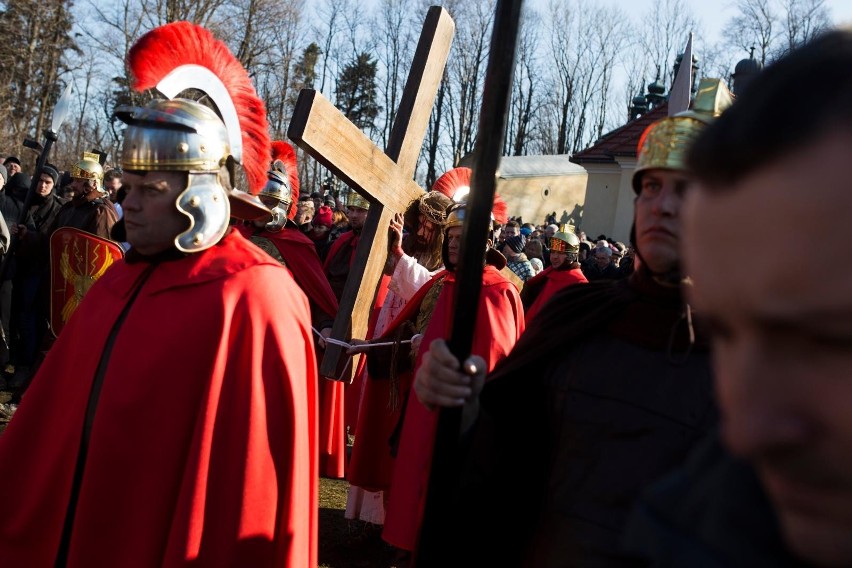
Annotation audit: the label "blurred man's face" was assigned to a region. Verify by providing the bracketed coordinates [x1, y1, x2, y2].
[36, 174, 54, 197]
[550, 250, 567, 269]
[6, 162, 20, 176]
[295, 201, 314, 225]
[684, 129, 852, 567]
[447, 225, 462, 265]
[545, 226, 556, 238]
[595, 252, 611, 269]
[503, 225, 519, 239]
[347, 206, 368, 232]
[634, 168, 689, 275]
[104, 176, 122, 197]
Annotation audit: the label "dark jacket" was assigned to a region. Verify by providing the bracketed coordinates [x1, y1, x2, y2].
[430, 268, 717, 567]
[622, 435, 808, 568]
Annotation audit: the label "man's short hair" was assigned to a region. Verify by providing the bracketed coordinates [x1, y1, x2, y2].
[104, 169, 122, 182]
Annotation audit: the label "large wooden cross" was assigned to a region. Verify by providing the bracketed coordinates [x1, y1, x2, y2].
[288, 6, 455, 379]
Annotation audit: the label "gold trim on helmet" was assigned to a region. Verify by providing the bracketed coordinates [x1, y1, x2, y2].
[632, 78, 734, 193]
[445, 203, 466, 230]
[347, 191, 370, 210]
[550, 231, 580, 253]
[70, 153, 104, 191]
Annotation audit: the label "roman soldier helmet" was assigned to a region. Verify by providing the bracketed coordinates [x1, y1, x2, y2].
[440, 170, 509, 271]
[550, 229, 580, 254]
[70, 152, 105, 194]
[347, 191, 371, 210]
[632, 78, 734, 193]
[115, 22, 271, 253]
[258, 141, 300, 232]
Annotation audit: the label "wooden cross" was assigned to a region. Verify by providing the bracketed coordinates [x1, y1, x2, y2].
[288, 6, 455, 378]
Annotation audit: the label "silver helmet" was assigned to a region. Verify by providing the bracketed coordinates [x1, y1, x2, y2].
[115, 98, 231, 253]
[257, 162, 294, 232]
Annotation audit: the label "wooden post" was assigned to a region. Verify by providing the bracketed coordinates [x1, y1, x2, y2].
[288, 6, 455, 378]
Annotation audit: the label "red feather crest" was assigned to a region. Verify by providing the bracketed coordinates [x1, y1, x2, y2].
[432, 166, 508, 225]
[127, 22, 271, 195]
[271, 140, 300, 220]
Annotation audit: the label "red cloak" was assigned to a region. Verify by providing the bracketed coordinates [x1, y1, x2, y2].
[523, 266, 588, 322]
[381, 265, 525, 551]
[0, 230, 318, 567]
[321, 229, 390, 478]
[236, 224, 338, 319]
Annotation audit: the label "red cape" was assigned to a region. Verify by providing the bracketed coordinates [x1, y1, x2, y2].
[236, 224, 338, 318]
[0, 231, 319, 567]
[381, 265, 525, 551]
[347, 269, 450, 492]
[523, 266, 588, 322]
[320, 229, 390, 478]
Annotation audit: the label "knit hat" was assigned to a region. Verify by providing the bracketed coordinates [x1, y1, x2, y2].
[314, 205, 333, 228]
[4, 156, 20, 167]
[520, 226, 532, 237]
[40, 165, 60, 186]
[8, 172, 30, 200]
[324, 195, 336, 208]
[504, 235, 526, 254]
[0, 164, 7, 185]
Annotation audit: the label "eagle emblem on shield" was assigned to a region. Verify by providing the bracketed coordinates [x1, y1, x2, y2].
[50, 227, 125, 337]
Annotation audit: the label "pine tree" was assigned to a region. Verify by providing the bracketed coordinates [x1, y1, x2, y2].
[335, 52, 380, 132]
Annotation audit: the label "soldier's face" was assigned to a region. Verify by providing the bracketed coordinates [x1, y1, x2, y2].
[550, 250, 567, 269]
[634, 168, 689, 275]
[684, 129, 852, 567]
[121, 171, 190, 255]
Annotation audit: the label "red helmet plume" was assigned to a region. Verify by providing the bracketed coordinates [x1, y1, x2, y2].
[270, 141, 300, 220]
[432, 166, 508, 225]
[127, 21, 271, 195]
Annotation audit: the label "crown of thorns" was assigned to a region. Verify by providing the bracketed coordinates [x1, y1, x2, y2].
[417, 192, 449, 224]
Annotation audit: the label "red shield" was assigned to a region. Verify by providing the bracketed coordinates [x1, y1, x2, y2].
[50, 227, 125, 337]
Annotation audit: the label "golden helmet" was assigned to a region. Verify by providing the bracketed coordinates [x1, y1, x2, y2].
[70, 152, 105, 192]
[632, 78, 734, 193]
[550, 230, 580, 253]
[347, 191, 371, 210]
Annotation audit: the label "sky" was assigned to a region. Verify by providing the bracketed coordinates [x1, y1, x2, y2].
[619, 0, 852, 45]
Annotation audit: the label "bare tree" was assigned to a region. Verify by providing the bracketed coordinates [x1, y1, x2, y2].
[506, 6, 541, 156]
[639, 0, 698, 87]
[371, 0, 417, 149]
[443, 0, 494, 167]
[724, 0, 777, 65]
[779, 0, 831, 54]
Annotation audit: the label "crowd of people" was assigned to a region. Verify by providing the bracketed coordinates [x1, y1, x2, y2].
[0, 153, 121, 400]
[0, 19, 850, 568]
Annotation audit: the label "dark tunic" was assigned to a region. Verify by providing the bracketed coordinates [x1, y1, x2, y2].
[430, 267, 718, 567]
[622, 435, 808, 568]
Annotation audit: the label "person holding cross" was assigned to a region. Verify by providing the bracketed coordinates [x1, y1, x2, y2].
[345, 169, 458, 530]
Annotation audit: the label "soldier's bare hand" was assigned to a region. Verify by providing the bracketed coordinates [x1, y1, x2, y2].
[414, 339, 485, 410]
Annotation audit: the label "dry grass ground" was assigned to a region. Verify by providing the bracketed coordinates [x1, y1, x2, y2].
[319, 477, 404, 568]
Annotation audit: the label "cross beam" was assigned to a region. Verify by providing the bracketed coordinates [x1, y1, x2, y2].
[288, 6, 455, 378]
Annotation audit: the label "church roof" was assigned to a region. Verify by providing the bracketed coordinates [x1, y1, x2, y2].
[570, 102, 669, 164]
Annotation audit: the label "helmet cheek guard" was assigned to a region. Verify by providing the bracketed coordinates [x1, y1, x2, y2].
[175, 172, 230, 252]
[117, 99, 232, 253]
